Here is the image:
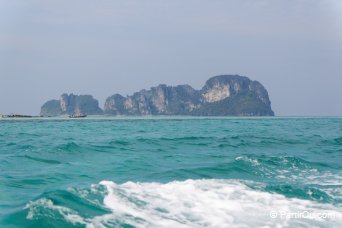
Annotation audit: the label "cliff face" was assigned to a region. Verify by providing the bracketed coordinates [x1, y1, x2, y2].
[104, 75, 274, 116]
[104, 85, 201, 115]
[40, 75, 274, 116]
[192, 75, 274, 116]
[40, 93, 103, 116]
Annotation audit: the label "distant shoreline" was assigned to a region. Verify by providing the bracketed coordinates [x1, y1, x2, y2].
[0, 114, 40, 118]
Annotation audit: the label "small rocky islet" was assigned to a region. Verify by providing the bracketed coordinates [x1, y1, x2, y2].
[40, 75, 275, 116]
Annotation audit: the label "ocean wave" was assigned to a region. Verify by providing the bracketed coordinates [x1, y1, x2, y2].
[23, 179, 342, 228]
[234, 155, 342, 202]
[19, 155, 61, 164]
[56, 142, 82, 152]
[320, 137, 342, 146]
[26, 198, 87, 226]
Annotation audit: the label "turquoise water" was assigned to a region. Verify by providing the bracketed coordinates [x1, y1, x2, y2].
[0, 117, 341, 227]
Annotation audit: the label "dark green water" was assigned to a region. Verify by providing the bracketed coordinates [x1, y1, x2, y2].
[0, 117, 341, 227]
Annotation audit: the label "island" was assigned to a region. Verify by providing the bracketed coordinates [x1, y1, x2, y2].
[40, 93, 103, 116]
[40, 75, 274, 116]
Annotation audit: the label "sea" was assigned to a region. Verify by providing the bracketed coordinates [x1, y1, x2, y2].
[0, 116, 341, 227]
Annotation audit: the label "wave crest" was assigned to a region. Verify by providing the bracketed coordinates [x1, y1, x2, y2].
[93, 179, 341, 227]
[23, 179, 342, 227]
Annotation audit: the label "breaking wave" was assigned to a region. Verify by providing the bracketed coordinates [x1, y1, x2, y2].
[23, 179, 342, 228]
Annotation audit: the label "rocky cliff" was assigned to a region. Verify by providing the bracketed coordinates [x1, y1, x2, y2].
[104, 75, 274, 116]
[40, 93, 103, 116]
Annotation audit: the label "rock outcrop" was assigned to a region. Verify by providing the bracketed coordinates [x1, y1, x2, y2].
[40, 93, 103, 116]
[104, 75, 274, 116]
[40, 75, 274, 116]
[104, 84, 201, 115]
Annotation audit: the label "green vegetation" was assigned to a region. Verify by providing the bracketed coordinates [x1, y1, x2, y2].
[40, 100, 62, 116]
[41, 75, 274, 116]
[40, 94, 103, 116]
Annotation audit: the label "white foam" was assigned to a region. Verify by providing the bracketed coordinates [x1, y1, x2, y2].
[235, 155, 342, 201]
[26, 179, 342, 227]
[92, 179, 342, 227]
[26, 198, 87, 225]
[235, 156, 260, 166]
[305, 172, 342, 186]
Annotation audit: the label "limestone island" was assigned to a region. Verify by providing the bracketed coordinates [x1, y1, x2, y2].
[40, 75, 275, 116]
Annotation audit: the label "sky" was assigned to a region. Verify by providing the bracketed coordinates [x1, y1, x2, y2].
[0, 0, 341, 116]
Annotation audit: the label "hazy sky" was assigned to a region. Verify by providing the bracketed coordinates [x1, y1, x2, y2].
[0, 0, 341, 116]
